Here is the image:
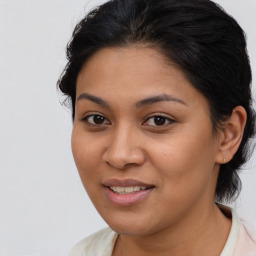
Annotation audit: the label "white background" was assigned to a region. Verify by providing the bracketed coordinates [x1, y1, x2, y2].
[0, 0, 255, 255]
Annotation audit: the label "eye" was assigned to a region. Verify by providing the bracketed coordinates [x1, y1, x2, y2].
[82, 114, 110, 125]
[143, 115, 174, 126]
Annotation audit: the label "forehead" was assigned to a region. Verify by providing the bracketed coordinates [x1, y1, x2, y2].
[76, 46, 208, 109]
[78, 46, 185, 82]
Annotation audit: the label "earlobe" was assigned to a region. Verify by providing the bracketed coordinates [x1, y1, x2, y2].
[215, 106, 247, 164]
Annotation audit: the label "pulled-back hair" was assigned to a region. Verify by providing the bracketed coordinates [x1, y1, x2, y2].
[57, 0, 255, 202]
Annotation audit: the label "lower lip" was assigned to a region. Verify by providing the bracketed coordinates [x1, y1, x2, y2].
[103, 186, 154, 206]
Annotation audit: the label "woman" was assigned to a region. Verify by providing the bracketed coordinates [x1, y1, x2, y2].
[58, 0, 256, 255]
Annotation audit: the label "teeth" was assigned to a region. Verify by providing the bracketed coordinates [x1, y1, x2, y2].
[116, 187, 124, 193]
[110, 186, 148, 194]
[124, 187, 134, 193]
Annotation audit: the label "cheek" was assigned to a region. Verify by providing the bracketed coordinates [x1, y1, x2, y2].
[71, 127, 102, 182]
[149, 129, 217, 194]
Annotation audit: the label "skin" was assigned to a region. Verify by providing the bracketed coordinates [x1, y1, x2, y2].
[72, 46, 246, 256]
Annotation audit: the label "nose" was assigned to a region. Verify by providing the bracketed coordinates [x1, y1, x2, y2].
[102, 126, 146, 169]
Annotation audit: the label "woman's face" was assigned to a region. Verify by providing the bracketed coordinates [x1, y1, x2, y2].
[72, 46, 221, 235]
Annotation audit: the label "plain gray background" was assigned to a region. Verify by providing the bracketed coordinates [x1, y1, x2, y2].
[0, 0, 255, 255]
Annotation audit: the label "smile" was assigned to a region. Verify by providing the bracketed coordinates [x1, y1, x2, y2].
[109, 186, 148, 194]
[102, 179, 155, 206]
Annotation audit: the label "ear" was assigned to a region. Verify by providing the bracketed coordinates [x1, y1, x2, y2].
[215, 106, 247, 164]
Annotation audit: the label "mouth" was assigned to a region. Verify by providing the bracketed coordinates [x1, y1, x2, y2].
[108, 185, 152, 194]
[102, 179, 155, 206]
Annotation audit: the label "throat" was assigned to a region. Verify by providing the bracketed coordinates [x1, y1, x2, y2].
[112, 204, 232, 256]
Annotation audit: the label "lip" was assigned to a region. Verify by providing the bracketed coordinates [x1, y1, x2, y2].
[102, 178, 154, 187]
[102, 179, 155, 206]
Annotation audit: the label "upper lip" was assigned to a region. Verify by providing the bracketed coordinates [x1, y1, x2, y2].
[102, 178, 155, 188]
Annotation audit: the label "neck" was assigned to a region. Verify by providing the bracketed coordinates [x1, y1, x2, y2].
[113, 203, 232, 256]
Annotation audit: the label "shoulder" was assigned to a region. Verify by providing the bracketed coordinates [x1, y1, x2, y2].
[219, 205, 256, 256]
[233, 222, 256, 256]
[69, 227, 118, 256]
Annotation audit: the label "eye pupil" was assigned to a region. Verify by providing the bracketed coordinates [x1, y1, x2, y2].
[93, 115, 105, 124]
[154, 116, 165, 126]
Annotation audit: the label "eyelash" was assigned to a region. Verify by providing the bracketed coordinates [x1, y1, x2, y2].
[143, 115, 175, 127]
[81, 114, 175, 128]
[81, 114, 111, 126]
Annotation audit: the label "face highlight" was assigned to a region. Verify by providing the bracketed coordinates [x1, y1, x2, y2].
[71, 46, 221, 236]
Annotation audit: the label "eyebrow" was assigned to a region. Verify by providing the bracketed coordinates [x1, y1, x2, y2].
[135, 94, 187, 108]
[77, 93, 186, 108]
[77, 93, 110, 108]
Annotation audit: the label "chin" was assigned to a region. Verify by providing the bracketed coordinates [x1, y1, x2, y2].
[110, 223, 152, 236]
[102, 212, 159, 236]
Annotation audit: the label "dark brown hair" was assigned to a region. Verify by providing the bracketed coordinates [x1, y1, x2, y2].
[58, 0, 255, 202]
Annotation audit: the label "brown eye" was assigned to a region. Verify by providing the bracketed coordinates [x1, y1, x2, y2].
[83, 114, 110, 125]
[144, 115, 174, 127]
[154, 116, 166, 126]
[93, 115, 105, 124]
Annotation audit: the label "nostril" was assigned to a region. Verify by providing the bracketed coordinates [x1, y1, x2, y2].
[103, 146, 146, 169]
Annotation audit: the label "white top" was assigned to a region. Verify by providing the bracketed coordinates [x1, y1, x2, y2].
[69, 208, 256, 256]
